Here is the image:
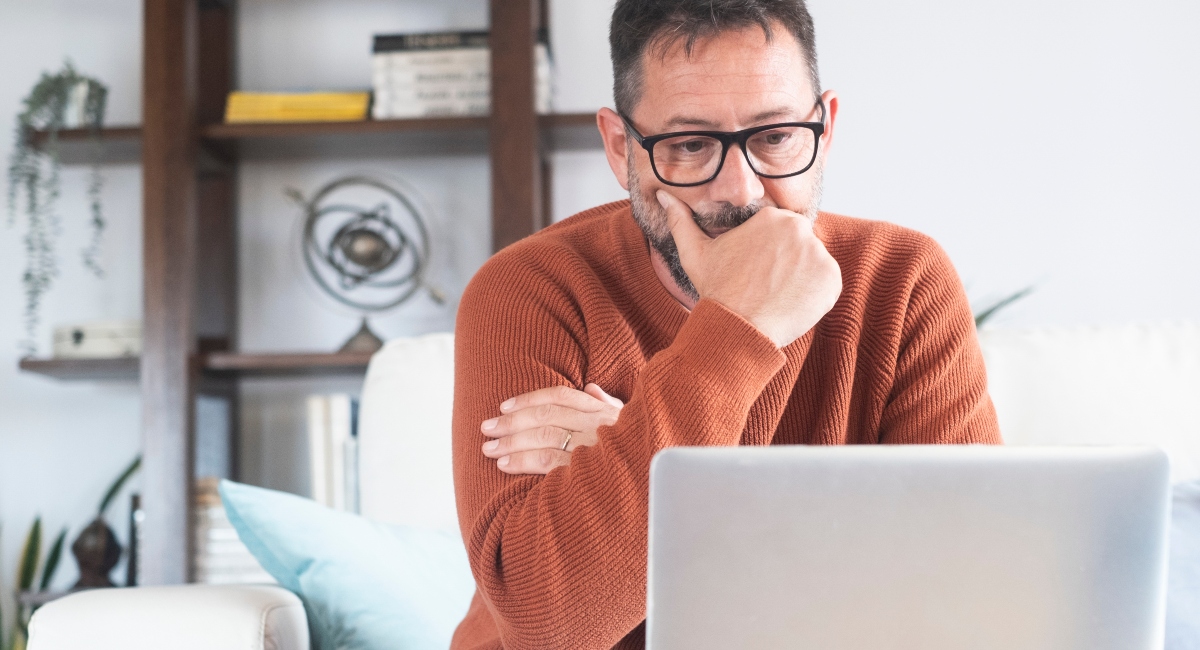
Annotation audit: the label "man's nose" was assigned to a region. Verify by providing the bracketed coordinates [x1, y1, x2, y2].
[706, 143, 764, 207]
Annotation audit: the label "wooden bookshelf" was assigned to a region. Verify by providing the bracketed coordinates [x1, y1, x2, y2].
[203, 351, 374, 377]
[19, 352, 375, 381]
[18, 0, 563, 586]
[26, 125, 142, 164]
[31, 113, 602, 163]
[19, 357, 140, 381]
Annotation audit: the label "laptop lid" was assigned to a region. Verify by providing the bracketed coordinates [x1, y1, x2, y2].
[647, 445, 1171, 650]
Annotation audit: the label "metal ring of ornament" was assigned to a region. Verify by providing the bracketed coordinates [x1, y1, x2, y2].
[560, 431, 574, 452]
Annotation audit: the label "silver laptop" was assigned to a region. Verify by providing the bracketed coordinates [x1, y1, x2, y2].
[647, 445, 1171, 650]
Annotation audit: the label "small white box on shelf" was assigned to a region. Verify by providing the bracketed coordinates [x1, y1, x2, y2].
[52, 320, 142, 359]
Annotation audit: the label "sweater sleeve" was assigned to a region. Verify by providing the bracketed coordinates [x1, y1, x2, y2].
[877, 240, 1003, 445]
[451, 254, 786, 648]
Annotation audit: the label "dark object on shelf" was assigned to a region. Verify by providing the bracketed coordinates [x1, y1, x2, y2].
[71, 455, 141, 587]
[127, 493, 142, 587]
[71, 517, 122, 588]
[288, 175, 445, 353]
[341, 319, 386, 353]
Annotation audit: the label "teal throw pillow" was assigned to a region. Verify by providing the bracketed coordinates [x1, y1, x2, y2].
[219, 480, 476, 650]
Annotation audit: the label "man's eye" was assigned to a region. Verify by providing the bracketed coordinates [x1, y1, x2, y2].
[761, 132, 789, 146]
[674, 139, 709, 154]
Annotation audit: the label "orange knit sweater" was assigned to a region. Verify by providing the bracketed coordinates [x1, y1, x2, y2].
[450, 200, 1001, 649]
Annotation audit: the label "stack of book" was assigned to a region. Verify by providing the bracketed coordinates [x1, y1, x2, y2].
[193, 477, 274, 585]
[307, 393, 361, 513]
[371, 30, 552, 120]
[224, 91, 371, 123]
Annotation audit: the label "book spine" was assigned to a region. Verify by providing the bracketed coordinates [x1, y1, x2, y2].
[373, 30, 490, 53]
[374, 101, 490, 120]
[307, 395, 331, 506]
[328, 394, 353, 511]
[369, 43, 553, 119]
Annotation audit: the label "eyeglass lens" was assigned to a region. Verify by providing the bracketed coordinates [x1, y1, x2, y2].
[652, 126, 818, 185]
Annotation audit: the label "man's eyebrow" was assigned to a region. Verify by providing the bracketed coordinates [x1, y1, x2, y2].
[660, 107, 804, 131]
[661, 115, 723, 130]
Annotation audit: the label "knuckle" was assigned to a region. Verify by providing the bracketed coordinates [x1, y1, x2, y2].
[534, 403, 555, 422]
[537, 448, 557, 467]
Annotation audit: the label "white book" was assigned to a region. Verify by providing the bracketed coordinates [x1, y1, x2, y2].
[376, 101, 490, 120]
[307, 395, 331, 506]
[344, 435, 360, 514]
[382, 68, 490, 86]
[328, 394, 353, 511]
[381, 86, 491, 103]
[382, 49, 489, 69]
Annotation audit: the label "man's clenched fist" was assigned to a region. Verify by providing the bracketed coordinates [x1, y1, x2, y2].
[657, 190, 842, 348]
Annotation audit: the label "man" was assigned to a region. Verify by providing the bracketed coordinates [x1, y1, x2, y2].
[451, 0, 1002, 647]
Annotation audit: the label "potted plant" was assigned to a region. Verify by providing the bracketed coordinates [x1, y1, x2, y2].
[6, 61, 109, 356]
[0, 455, 139, 650]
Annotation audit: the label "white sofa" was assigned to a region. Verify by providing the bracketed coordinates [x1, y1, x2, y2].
[27, 324, 1200, 650]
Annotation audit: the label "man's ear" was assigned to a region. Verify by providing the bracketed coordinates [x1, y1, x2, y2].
[817, 89, 839, 167]
[597, 107, 631, 191]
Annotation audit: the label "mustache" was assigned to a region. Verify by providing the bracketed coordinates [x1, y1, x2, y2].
[690, 201, 764, 233]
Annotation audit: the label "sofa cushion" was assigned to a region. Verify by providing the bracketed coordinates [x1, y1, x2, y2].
[219, 480, 475, 650]
[978, 323, 1200, 484]
[27, 585, 308, 650]
[1167, 480, 1200, 650]
[358, 333, 458, 533]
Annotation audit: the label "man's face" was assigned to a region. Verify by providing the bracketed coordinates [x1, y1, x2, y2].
[603, 23, 834, 300]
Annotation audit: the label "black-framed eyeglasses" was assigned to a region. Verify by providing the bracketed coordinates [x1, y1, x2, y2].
[620, 99, 826, 188]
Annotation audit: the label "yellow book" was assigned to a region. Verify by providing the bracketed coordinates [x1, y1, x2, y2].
[224, 91, 371, 123]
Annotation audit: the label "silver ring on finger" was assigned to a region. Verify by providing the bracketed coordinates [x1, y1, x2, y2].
[560, 431, 574, 452]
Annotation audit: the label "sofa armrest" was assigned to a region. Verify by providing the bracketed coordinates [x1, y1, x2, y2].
[27, 584, 309, 650]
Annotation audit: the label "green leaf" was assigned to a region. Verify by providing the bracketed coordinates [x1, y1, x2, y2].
[16, 518, 42, 593]
[974, 286, 1034, 329]
[99, 455, 141, 516]
[38, 528, 67, 592]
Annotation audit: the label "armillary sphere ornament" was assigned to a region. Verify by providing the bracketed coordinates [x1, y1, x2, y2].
[286, 175, 445, 353]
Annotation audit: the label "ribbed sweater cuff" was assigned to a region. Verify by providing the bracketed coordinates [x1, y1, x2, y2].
[669, 298, 787, 405]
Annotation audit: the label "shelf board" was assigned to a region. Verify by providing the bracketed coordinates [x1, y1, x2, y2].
[19, 356, 139, 381]
[27, 125, 142, 165]
[202, 351, 374, 377]
[19, 351, 374, 380]
[31, 114, 602, 164]
[202, 116, 491, 140]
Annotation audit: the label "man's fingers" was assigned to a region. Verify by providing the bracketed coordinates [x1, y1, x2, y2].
[499, 385, 604, 414]
[483, 403, 597, 437]
[482, 425, 575, 458]
[584, 383, 624, 409]
[497, 448, 571, 475]
[656, 190, 709, 255]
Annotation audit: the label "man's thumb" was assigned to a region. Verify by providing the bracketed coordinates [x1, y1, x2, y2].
[584, 383, 624, 409]
[656, 190, 707, 254]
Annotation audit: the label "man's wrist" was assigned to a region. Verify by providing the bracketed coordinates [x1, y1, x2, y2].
[673, 299, 786, 390]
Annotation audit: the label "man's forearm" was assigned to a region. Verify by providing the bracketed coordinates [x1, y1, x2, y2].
[455, 299, 786, 647]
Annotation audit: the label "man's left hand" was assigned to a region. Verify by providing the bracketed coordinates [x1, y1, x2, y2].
[481, 384, 623, 475]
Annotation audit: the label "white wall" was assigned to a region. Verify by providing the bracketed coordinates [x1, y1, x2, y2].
[1, 0, 1197, 623]
[809, 0, 1200, 326]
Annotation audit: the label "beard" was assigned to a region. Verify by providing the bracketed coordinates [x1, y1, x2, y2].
[628, 150, 825, 303]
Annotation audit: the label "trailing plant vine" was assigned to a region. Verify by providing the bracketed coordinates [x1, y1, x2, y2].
[6, 61, 108, 356]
